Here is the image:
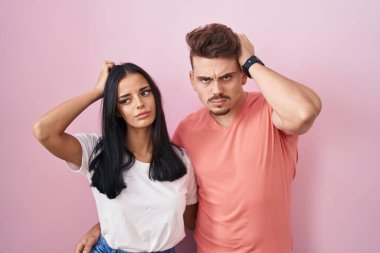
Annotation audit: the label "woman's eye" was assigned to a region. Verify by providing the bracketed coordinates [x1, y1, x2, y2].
[141, 89, 151, 96]
[120, 99, 130, 105]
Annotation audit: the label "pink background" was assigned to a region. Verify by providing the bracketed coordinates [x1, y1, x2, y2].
[1, 0, 379, 252]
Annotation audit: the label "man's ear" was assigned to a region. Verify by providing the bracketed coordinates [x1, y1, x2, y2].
[242, 73, 248, 86]
[189, 70, 195, 89]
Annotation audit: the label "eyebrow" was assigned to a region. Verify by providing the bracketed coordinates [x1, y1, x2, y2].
[196, 72, 237, 80]
[118, 86, 150, 99]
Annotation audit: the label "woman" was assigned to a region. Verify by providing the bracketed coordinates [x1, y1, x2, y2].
[32, 62, 198, 253]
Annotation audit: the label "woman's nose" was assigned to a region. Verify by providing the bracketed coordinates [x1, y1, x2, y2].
[135, 96, 144, 109]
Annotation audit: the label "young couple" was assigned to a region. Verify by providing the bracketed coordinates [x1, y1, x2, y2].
[33, 23, 321, 253]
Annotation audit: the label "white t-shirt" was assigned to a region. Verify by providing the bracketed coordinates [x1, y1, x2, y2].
[66, 133, 198, 252]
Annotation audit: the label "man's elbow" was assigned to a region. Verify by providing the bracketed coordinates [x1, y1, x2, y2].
[289, 102, 322, 135]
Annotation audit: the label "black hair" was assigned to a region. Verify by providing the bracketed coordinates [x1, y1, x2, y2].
[88, 63, 186, 199]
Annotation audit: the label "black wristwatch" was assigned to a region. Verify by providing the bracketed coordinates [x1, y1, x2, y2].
[242, 55, 265, 78]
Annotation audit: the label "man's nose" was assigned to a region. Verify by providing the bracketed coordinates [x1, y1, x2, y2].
[211, 81, 223, 95]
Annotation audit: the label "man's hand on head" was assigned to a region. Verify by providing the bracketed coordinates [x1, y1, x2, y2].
[238, 34, 256, 66]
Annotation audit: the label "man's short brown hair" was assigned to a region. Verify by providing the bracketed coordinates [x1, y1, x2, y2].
[186, 23, 241, 68]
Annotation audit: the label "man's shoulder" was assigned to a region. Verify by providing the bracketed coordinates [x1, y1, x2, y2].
[246, 91, 266, 105]
[177, 107, 208, 129]
[172, 107, 208, 146]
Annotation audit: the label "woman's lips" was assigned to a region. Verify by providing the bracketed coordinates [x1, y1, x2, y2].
[135, 111, 150, 119]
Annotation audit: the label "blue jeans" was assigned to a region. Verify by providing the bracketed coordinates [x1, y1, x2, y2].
[92, 235, 176, 253]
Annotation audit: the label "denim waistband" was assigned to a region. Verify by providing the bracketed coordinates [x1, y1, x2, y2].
[93, 235, 176, 253]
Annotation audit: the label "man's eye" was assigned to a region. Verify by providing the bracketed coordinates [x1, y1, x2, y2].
[222, 76, 232, 81]
[201, 79, 211, 84]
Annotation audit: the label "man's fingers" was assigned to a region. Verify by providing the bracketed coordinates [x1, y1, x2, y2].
[238, 34, 248, 42]
[74, 239, 86, 253]
[82, 245, 92, 253]
[239, 34, 251, 46]
[238, 33, 255, 59]
[82, 235, 98, 253]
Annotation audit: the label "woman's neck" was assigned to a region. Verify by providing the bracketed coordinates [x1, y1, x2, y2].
[126, 127, 153, 163]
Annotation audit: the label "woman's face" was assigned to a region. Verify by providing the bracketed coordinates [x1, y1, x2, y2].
[116, 73, 156, 130]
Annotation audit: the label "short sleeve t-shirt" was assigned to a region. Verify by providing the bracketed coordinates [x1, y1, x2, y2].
[66, 133, 198, 252]
[172, 92, 298, 253]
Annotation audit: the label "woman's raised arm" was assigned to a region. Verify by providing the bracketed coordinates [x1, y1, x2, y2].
[32, 61, 114, 166]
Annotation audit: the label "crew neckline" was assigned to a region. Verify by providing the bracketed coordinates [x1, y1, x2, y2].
[134, 159, 150, 169]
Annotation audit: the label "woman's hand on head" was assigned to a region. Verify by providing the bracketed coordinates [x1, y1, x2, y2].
[94, 61, 115, 98]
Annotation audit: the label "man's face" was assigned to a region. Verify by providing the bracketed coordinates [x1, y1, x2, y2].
[190, 56, 247, 116]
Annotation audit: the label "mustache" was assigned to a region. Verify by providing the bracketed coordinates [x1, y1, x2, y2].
[208, 95, 231, 103]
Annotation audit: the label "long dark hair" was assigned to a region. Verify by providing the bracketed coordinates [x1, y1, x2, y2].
[89, 63, 187, 199]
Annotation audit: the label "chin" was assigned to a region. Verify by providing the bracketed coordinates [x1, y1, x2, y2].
[130, 118, 155, 129]
[210, 108, 230, 116]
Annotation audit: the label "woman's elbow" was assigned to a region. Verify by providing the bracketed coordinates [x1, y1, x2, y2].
[32, 119, 49, 142]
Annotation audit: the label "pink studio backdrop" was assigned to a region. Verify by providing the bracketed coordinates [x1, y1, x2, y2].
[1, 0, 379, 252]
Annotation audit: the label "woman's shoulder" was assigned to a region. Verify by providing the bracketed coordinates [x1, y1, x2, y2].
[171, 144, 192, 170]
[74, 132, 101, 141]
[75, 133, 101, 144]
[172, 143, 189, 162]
[171, 144, 187, 158]
[73, 133, 102, 155]
[65, 133, 101, 176]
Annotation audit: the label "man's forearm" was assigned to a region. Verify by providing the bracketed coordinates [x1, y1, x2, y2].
[87, 223, 101, 238]
[250, 64, 322, 134]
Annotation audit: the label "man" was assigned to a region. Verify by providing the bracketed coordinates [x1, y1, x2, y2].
[76, 23, 321, 253]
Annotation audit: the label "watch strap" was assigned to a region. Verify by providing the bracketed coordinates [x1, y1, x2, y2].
[242, 55, 265, 78]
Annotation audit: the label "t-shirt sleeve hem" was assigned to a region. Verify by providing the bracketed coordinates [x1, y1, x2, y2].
[64, 133, 100, 177]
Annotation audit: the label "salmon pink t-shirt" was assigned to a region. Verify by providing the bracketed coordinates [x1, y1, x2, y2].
[173, 92, 298, 253]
